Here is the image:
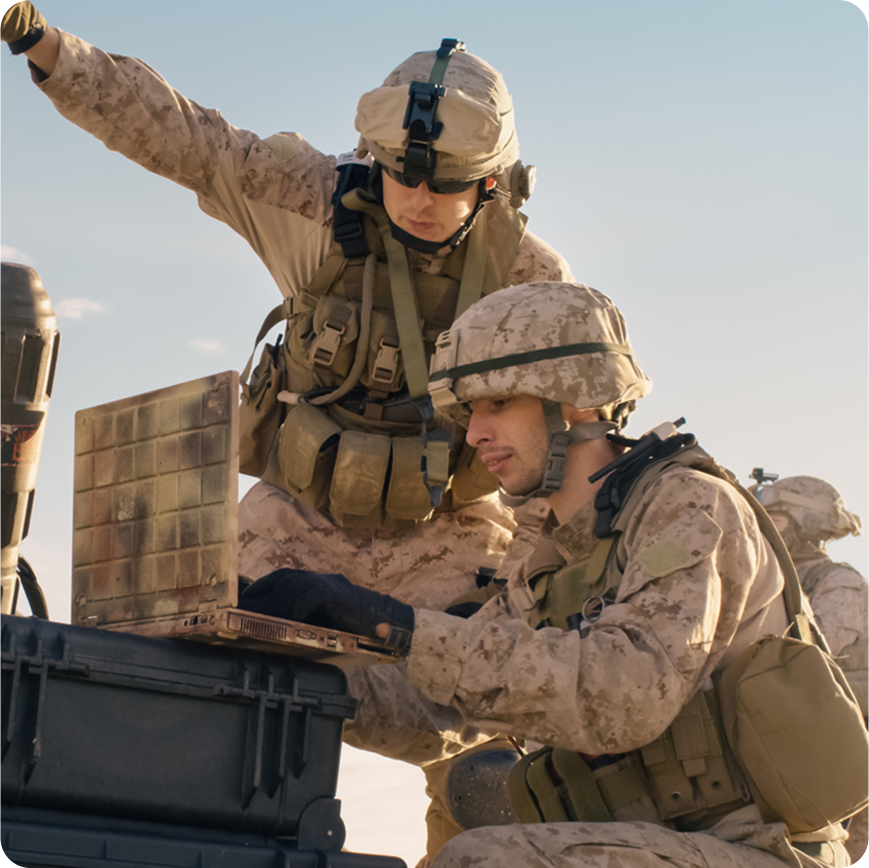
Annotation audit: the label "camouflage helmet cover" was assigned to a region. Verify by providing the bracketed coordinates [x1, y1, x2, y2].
[428, 282, 652, 422]
[754, 476, 862, 541]
[355, 46, 520, 183]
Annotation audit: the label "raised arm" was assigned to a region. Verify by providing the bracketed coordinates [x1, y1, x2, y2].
[2, 2, 336, 296]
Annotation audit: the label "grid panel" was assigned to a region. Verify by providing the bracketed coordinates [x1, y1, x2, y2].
[71, 372, 239, 626]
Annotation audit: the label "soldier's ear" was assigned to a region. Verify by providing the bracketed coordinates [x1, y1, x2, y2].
[563, 406, 600, 426]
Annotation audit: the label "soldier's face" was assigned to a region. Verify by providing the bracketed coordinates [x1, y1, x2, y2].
[382, 172, 480, 246]
[466, 395, 550, 496]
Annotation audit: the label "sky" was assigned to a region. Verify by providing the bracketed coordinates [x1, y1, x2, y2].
[1, 1, 867, 865]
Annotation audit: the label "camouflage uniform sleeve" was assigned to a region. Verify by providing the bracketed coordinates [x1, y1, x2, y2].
[32, 30, 334, 296]
[341, 663, 495, 766]
[406, 471, 785, 755]
[810, 565, 868, 656]
[501, 230, 575, 286]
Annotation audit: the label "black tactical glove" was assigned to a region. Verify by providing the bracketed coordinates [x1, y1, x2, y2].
[239, 569, 414, 653]
[2, 2, 46, 54]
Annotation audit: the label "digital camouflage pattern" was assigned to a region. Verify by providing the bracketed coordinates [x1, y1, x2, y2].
[33, 32, 570, 310]
[794, 557, 867, 659]
[30, 30, 575, 862]
[237, 483, 515, 609]
[356, 45, 519, 183]
[429, 282, 651, 421]
[406, 468, 789, 751]
[754, 477, 862, 544]
[756, 478, 867, 866]
[430, 808, 848, 868]
[31, 28, 573, 592]
[344, 465, 849, 866]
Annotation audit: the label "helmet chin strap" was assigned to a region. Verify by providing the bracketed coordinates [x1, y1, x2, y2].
[498, 399, 617, 508]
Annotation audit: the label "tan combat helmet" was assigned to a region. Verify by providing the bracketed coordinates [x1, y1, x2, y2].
[355, 38, 534, 208]
[428, 281, 652, 502]
[754, 476, 862, 543]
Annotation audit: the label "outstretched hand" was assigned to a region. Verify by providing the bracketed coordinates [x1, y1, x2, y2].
[240, 568, 414, 653]
[2, 2, 45, 53]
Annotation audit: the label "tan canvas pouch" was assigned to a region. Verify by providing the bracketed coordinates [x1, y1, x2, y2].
[716, 634, 869, 833]
[277, 402, 342, 490]
[507, 746, 649, 825]
[640, 690, 746, 821]
[239, 339, 286, 478]
[329, 429, 390, 526]
[309, 295, 361, 380]
[385, 437, 433, 521]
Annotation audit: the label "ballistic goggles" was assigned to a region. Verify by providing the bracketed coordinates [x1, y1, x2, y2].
[382, 164, 480, 195]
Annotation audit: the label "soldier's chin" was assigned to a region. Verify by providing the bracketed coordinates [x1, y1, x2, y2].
[502, 474, 544, 498]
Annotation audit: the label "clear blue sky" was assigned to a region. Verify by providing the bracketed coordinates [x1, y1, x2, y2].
[1, 1, 867, 863]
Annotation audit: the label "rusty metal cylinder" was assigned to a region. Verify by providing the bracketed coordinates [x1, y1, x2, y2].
[1, 262, 60, 614]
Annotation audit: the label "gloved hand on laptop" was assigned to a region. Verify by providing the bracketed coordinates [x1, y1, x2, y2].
[239, 568, 414, 653]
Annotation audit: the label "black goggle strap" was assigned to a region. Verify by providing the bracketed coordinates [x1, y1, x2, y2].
[401, 38, 465, 177]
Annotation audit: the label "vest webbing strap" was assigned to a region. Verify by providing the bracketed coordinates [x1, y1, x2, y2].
[535, 534, 618, 629]
[240, 300, 287, 386]
[454, 206, 488, 318]
[342, 193, 437, 399]
[308, 253, 376, 406]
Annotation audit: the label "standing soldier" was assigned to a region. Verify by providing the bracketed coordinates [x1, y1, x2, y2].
[241, 282, 865, 868]
[2, 3, 574, 861]
[752, 475, 867, 864]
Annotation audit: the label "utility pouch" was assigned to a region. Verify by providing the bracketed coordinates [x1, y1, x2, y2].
[385, 437, 433, 522]
[309, 296, 361, 380]
[329, 429, 390, 526]
[239, 338, 286, 478]
[715, 634, 869, 833]
[506, 747, 659, 825]
[276, 402, 342, 510]
[447, 441, 498, 504]
[639, 690, 747, 822]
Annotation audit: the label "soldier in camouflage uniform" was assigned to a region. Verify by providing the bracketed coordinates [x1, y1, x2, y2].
[3, 4, 574, 858]
[240, 283, 854, 867]
[752, 476, 867, 864]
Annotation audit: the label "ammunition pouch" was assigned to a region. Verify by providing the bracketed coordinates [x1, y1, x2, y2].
[239, 185, 526, 526]
[239, 334, 286, 478]
[506, 690, 748, 829]
[271, 399, 494, 527]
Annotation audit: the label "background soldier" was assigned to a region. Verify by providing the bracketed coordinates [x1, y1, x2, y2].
[240, 282, 861, 868]
[1, 3, 573, 861]
[752, 475, 867, 864]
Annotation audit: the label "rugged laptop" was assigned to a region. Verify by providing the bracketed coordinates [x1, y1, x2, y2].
[71, 371, 397, 667]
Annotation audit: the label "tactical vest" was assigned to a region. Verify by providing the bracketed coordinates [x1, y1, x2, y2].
[799, 558, 869, 717]
[507, 434, 869, 834]
[239, 185, 527, 527]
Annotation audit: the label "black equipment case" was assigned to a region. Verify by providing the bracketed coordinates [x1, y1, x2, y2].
[2, 806, 406, 868]
[1, 614, 358, 848]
